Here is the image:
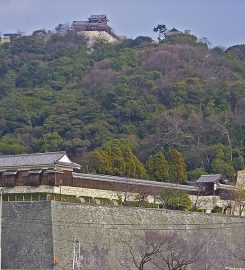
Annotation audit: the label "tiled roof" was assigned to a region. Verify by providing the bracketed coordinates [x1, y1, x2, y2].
[0, 151, 74, 168]
[89, 15, 107, 19]
[196, 174, 222, 183]
[73, 173, 199, 191]
[169, 28, 179, 32]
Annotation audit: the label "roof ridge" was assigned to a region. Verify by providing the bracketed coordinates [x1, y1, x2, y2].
[201, 174, 221, 176]
[0, 151, 66, 158]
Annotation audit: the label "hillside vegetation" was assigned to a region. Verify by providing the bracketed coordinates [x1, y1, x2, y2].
[0, 32, 245, 182]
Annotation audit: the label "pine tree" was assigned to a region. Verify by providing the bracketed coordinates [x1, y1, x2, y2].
[167, 149, 187, 183]
[145, 152, 169, 181]
[94, 142, 146, 178]
[212, 147, 235, 180]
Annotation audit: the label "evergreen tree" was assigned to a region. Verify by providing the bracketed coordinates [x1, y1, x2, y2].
[167, 149, 187, 183]
[160, 188, 192, 211]
[94, 142, 146, 178]
[0, 135, 27, 154]
[145, 152, 169, 181]
[212, 147, 235, 180]
[188, 167, 207, 181]
[40, 132, 63, 152]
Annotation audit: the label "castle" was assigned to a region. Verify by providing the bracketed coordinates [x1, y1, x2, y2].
[0, 15, 121, 46]
[71, 15, 122, 44]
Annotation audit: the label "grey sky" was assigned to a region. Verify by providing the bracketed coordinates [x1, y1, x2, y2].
[0, 0, 244, 48]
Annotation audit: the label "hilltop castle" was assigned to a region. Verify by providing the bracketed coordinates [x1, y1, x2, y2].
[71, 15, 122, 44]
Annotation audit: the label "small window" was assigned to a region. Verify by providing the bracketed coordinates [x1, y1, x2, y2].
[28, 169, 42, 175]
[46, 169, 63, 174]
[3, 171, 17, 176]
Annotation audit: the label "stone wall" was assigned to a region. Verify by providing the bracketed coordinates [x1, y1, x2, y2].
[2, 201, 54, 269]
[51, 201, 245, 270]
[79, 31, 119, 45]
[2, 201, 245, 270]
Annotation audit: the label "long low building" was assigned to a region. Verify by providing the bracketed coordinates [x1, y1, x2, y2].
[72, 172, 199, 194]
[0, 151, 239, 212]
[0, 152, 199, 203]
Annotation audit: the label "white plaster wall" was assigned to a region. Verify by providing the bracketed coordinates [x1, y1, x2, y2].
[3, 185, 156, 203]
[3, 185, 55, 194]
[58, 154, 72, 163]
[190, 195, 219, 211]
[4, 186, 242, 214]
[237, 170, 245, 186]
[54, 186, 156, 203]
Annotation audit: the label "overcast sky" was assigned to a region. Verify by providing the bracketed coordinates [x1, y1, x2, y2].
[0, 0, 244, 48]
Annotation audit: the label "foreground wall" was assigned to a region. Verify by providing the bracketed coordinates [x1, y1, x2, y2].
[51, 202, 245, 270]
[2, 201, 245, 269]
[2, 201, 54, 269]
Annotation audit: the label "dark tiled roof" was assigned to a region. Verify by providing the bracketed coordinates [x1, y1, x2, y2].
[196, 174, 222, 183]
[0, 151, 70, 168]
[89, 15, 107, 20]
[169, 28, 179, 32]
[73, 173, 199, 191]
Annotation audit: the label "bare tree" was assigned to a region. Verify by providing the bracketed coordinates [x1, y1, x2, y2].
[123, 231, 204, 270]
[209, 112, 234, 162]
[144, 50, 180, 78]
[117, 190, 132, 206]
[233, 244, 245, 263]
[122, 232, 164, 270]
[135, 193, 150, 207]
[199, 37, 212, 47]
[152, 233, 203, 270]
[55, 22, 71, 33]
[226, 241, 245, 267]
[191, 191, 209, 212]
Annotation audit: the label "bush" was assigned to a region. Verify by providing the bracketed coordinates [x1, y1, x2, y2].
[211, 206, 223, 213]
[159, 188, 192, 211]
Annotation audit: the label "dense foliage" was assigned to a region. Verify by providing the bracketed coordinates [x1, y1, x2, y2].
[159, 188, 192, 211]
[0, 31, 245, 181]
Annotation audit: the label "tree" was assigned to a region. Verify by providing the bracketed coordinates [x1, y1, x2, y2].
[123, 231, 204, 270]
[159, 188, 192, 211]
[122, 232, 164, 270]
[188, 167, 207, 182]
[191, 190, 209, 212]
[40, 132, 63, 152]
[209, 112, 234, 163]
[145, 152, 169, 181]
[199, 36, 212, 47]
[132, 36, 153, 47]
[151, 233, 203, 270]
[232, 243, 245, 263]
[93, 141, 147, 178]
[0, 135, 27, 154]
[144, 50, 180, 78]
[167, 149, 187, 183]
[116, 190, 132, 206]
[153, 24, 166, 41]
[212, 147, 235, 180]
[55, 22, 71, 33]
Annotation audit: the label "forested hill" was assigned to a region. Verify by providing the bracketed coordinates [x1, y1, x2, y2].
[0, 32, 245, 182]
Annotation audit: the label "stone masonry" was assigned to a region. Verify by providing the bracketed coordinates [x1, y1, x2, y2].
[2, 201, 245, 270]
